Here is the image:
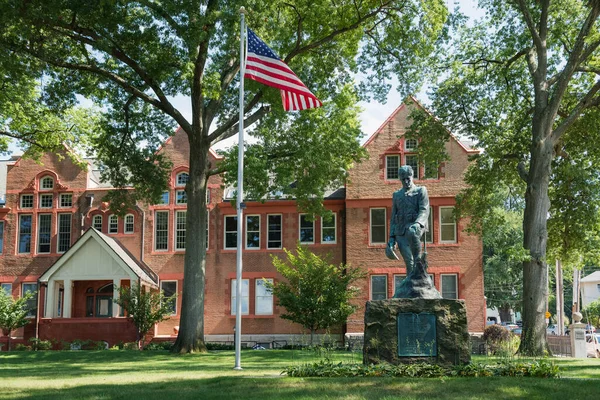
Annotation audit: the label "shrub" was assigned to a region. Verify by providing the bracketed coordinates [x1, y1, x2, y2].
[482, 324, 511, 355]
[122, 342, 139, 351]
[205, 342, 234, 350]
[14, 343, 32, 351]
[28, 338, 53, 351]
[144, 341, 174, 351]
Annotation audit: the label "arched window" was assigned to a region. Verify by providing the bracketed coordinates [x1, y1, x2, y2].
[86, 284, 113, 318]
[109, 215, 118, 234]
[40, 176, 54, 191]
[124, 214, 134, 234]
[176, 172, 189, 187]
[93, 215, 103, 231]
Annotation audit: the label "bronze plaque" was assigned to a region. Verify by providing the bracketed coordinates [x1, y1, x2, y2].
[397, 312, 437, 356]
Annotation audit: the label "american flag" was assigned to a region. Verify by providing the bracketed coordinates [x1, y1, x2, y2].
[244, 28, 322, 111]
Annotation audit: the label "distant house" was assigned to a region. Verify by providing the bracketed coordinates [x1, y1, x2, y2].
[581, 271, 600, 308]
[0, 98, 485, 350]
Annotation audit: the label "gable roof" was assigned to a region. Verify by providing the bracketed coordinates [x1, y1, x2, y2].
[362, 96, 479, 154]
[39, 228, 158, 287]
[581, 271, 600, 283]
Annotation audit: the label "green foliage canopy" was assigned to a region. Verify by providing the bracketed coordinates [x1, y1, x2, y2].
[0, 291, 34, 351]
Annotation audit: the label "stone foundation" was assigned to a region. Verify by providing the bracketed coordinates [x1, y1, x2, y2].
[363, 298, 470, 365]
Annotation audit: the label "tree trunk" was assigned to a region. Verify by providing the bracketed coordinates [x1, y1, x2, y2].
[498, 304, 512, 324]
[519, 134, 553, 356]
[310, 329, 315, 346]
[172, 132, 209, 353]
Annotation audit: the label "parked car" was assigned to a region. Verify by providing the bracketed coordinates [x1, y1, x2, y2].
[586, 334, 600, 358]
[586, 324, 596, 333]
[547, 324, 559, 335]
[512, 328, 523, 335]
[503, 323, 519, 331]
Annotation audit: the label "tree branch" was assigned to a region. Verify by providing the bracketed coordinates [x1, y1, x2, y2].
[209, 105, 271, 147]
[551, 78, 600, 143]
[136, 0, 185, 38]
[514, 0, 543, 53]
[207, 90, 264, 144]
[517, 160, 529, 182]
[0, 129, 68, 150]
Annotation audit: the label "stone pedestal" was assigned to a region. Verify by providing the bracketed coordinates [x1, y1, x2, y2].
[363, 298, 470, 365]
[570, 322, 587, 358]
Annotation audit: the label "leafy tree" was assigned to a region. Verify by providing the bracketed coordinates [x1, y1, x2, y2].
[0, 0, 450, 352]
[416, 0, 600, 355]
[114, 285, 176, 350]
[583, 299, 600, 328]
[0, 291, 34, 351]
[268, 246, 365, 345]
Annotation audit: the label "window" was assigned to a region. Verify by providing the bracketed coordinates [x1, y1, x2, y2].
[176, 172, 189, 187]
[425, 206, 433, 243]
[60, 193, 73, 208]
[371, 275, 387, 300]
[370, 208, 387, 244]
[37, 214, 51, 254]
[255, 279, 273, 315]
[404, 154, 419, 176]
[124, 214, 134, 234]
[0, 221, 3, 254]
[393, 274, 407, 295]
[58, 214, 72, 253]
[405, 138, 418, 151]
[109, 215, 118, 234]
[205, 211, 209, 250]
[93, 215, 103, 231]
[231, 279, 249, 315]
[299, 214, 314, 244]
[224, 215, 237, 249]
[440, 206, 457, 243]
[40, 176, 54, 190]
[159, 191, 169, 205]
[386, 155, 400, 180]
[321, 213, 337, 244]
[246, 215, 260, 249]
[424, 161, 439, 180]
[1, 283, 11, 296]
[441, 274, 458, 299]
[176, 190, 187, 204]
[175, 210, 186, 250]
[155, 211, 169, 251]
[20, 194, 33, 209]
[161, 281, 177, 315]
[18, 215, 32, 253]
[95, 284, 113, 318]
[39, 193, 53, 208]
[267, 214, 282, 249]
[22, 283, 37, 317]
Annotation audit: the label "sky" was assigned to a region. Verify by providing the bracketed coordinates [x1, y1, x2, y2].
[3, 1, 484, 157]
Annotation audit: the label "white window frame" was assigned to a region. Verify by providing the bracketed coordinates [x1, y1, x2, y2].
[57, 213, 72, 253]
[175, 210, 187, 250]
[160, 280, 178, 315]
[224, 215, 238, 250]
[321, 213, 337, 244]
[59, 193, 73, 208]
[385, 155, 400, 180]
[124, 214, 134, 234]
[37, 214, 52, 254]
[245, 215, 261, 250]
[1, 283, 12, 296]
[404, 154, 419, 177]
[299, 214, 314, 244]
[176, 172, 189, 187]
[267, 214, 282, 249]
[231, 278, 249, 315]
[176, 189, 187, 204]
[154, 211, 169, 251]
[255, 279, 274, 315]
[18, 214, 32, 254]
[92, 215, 103, 231]
[39, 193, 53, 209]
[20, 194, 34, 209]
[425, 206, 433, 243]
[40, 176, 54, 191]
[369, 208, 387, 245]
[370, 275, 388, 300]
[441, 274, 458, 299]
[108, 215, 118, 234]
[439, 206, 457, 243]
[404, 138, 418, 151]
[205, 210, 209, 250]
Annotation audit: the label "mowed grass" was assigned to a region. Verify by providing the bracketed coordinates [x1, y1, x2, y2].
[0, 350, 599, 399]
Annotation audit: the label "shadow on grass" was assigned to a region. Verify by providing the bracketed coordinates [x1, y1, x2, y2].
[2, 375, 599, 400]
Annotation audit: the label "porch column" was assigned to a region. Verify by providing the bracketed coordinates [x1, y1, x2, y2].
[63, 279, 72, 318]
[112, 279, 121, 317]
[45, 280, 56, 318]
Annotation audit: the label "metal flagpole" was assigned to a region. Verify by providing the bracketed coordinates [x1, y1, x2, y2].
[234, 6, 247, 371]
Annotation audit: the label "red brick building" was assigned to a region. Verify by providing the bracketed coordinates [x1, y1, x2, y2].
[0, 99, 484, 350]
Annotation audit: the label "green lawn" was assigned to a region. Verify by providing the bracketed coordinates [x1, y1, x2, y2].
[0, 350, 599, 399]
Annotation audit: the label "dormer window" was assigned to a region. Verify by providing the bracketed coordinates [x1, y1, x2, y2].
[40, 176, 54, 191]
[404, 138, 418, 151]
[176, 172, 189, 187]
